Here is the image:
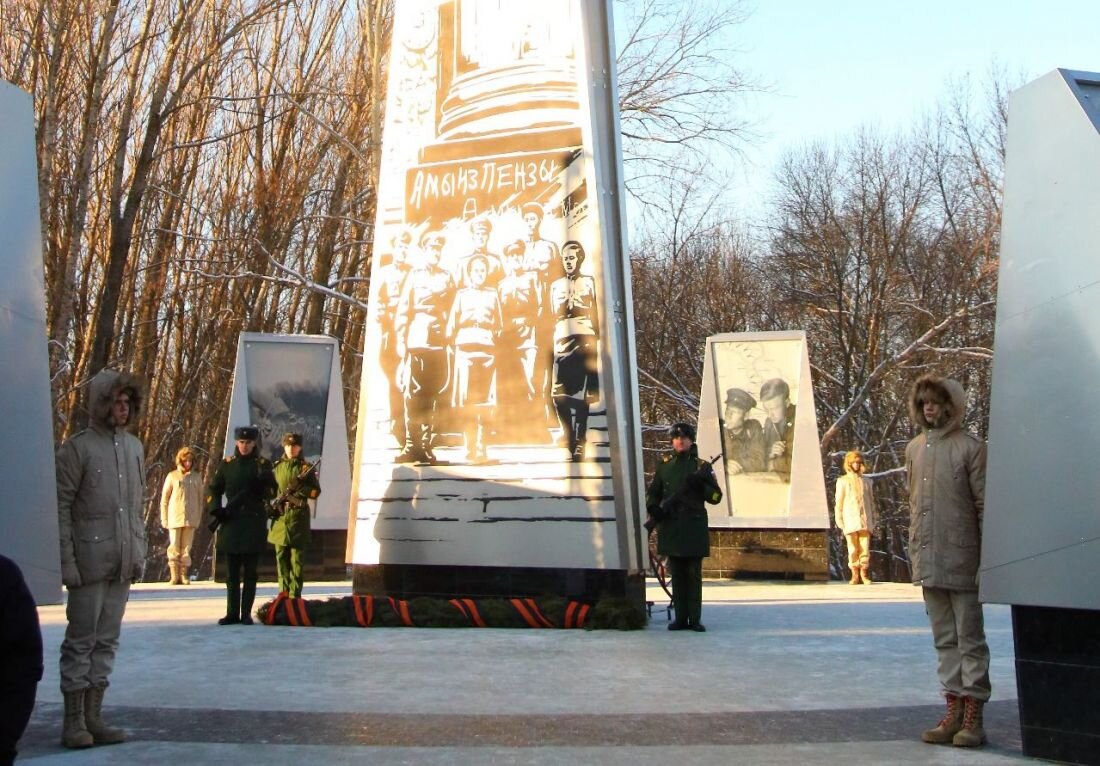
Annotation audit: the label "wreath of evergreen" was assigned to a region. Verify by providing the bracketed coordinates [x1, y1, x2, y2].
[256, 593, 647, 630]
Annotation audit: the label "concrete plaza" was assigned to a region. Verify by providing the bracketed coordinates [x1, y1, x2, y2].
[17, 579, 1036, 764]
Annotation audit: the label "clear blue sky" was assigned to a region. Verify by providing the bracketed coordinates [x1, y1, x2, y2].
[719, 0, 1100, 216]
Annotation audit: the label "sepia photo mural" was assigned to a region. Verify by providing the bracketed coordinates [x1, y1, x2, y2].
[696, 331, 828, 529]
[349, 0, 645, 571]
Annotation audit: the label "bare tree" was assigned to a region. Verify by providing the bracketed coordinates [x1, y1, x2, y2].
[615, 0, 760, 204]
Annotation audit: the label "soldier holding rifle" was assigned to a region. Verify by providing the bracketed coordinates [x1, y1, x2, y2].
[206, 426, 277, 625]
[645, 423, 723, 632]
[267, 432, 321, 599]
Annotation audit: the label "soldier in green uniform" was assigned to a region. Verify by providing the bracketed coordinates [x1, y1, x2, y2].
[206, 426, 277, 625]
[646, 423, 723, 632]
[267, 432, 321, 598]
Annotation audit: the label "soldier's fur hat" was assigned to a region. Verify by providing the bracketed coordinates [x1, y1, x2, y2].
[669, 422, 696, 441]
[234, 426, 259, 441]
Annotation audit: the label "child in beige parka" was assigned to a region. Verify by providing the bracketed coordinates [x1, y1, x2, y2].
[834, 450, 876, 584]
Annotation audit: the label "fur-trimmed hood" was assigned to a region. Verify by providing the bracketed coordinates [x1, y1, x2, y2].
[88, 369, 144, 430]
[908, 374, 966, 434]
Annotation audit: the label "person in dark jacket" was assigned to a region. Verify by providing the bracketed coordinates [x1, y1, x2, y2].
[0, 554, 43, 765]
[645, 423, 723, 631]
[267, 432, 321, 598]
[206, 426, 277, 625]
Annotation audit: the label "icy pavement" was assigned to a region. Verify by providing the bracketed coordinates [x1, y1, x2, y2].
[17, 580, 1037, 764]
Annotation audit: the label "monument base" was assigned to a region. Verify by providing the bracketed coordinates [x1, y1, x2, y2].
[353, 563, 645, 605]
[704, 529, 829, 581]
[1013, 604, 1100, 765]
[214, 529, 348, 583]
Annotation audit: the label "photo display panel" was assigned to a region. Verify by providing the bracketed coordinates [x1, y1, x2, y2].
[349, 0, 641, 570]
[696, 332, 829, 529]
[243, 340, 333, 464]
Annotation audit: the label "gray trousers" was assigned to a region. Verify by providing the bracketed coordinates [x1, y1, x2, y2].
[60, 579, 130, 692]
[922, 586, 991, 701]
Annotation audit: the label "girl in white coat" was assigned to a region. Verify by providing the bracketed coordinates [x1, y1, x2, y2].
[834, 450, 876, 584]
[160, 447, 204, 584]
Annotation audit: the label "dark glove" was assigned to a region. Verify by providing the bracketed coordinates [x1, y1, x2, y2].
[208, 506, 227, 532]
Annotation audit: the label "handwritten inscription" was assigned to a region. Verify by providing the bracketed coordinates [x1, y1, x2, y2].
[405, 149, 577, 219]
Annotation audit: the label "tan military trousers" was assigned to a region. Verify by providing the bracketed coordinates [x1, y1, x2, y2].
[845, 530, 871, 569]
[167, 526, 195, 568]
[922, 586, 991, 701]
[60, 579, 130, 692]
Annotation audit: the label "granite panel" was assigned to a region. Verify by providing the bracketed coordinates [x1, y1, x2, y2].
[353, 563, 642, 602]
[1020, 726, 1100, 766]
[1013, 604, 1100, 666]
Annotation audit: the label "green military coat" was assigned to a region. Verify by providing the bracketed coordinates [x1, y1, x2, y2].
[206, 450, 277, 555]
[646, 446, 722, 558]
[267, 457, 321, 549]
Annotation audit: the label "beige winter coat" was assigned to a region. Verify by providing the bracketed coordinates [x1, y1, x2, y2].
[834, 454, 876, 534]
[905, 375, 986, 591]
[56, 370, 148, 588]
[160, 465, 204, 529]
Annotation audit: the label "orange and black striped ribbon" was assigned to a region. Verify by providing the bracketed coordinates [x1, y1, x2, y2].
[449, 599, 469, 622]
[265, 593, 287, 626]
[564, 601, 579, 629]
[387, 596, 414, 626]
[510, 598, 554, 628]
[461, 598, 487, 627]
[575, 603, 590, 628]
[292, 598, 312, 627]
[352, 595, 374, 627]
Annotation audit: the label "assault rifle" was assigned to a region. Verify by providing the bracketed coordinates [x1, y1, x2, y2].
[644, 454, 721, 533]
[267, 457, 322, 520]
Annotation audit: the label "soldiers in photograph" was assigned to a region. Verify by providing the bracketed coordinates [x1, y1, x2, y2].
[496, 239, 543, 437]
[267, 433, 321, 599]
[760, 377, 796, 480]
[206, 426, 277, 625]
[645, 423, 723, 632]
[549, 241, 599, 462]
[159, 447, 204, 585]
[375, 228, 414, 446]
[720, 388, 765, 474]
[454, 218, 504, 288]
[521, 203, 562, 427]
[55, 370, 146, 748]
[395, 230, 457, 463]
[448, 255, 503, 462]
[520, 202, 561, 285]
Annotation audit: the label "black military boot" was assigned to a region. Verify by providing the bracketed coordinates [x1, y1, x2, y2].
[219, 584, 241, 625]
[240, 581, 257, 625]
